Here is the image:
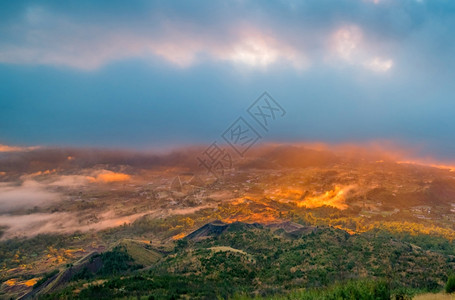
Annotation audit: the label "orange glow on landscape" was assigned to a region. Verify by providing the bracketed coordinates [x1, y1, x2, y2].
[114, 218, 132, 226]
[223, 212, 277, 224]
[296, 186, 352, 210]
[231, 197, 248, 205]
[64, 248, 85, 257]
[172, 232, 186, 240]
[332, 225, 356, 235]
[3, 277, 39, 287]
[269, 188, 305, 201]
[138, 240, 151, 244]
[359, 221, 455, 241]
[397, 160, 455, 172]
[29, 169, 56, 176]
[87, 171, 131, 183]
[294, 141, 455, 171]
[0, 144, 39, 152]
[4, 279, 16, 286]
[24, 278, 38, 287]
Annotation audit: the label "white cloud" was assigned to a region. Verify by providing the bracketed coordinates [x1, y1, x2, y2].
[329, 25, 393, 73]
[0, 7, 392, 73]
[365, 57, 393, 72]
[332, 25, 363, 61]
[48, 175, 89, 187]
[0, 27, 306, 70]
[0, 7, 307, 70]
[0, 180, 60, 213]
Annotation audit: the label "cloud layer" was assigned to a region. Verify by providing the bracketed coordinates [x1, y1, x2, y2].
[1, 0, 455, 159]
[2, 0, 451, 71]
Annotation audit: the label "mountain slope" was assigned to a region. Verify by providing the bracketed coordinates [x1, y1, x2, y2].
[40, 221, 455, 299]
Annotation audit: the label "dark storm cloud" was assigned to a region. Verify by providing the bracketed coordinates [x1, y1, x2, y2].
[0, 0, 455, 160]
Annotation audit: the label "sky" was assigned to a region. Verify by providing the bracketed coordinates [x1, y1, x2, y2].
[1, 0, 455, 159]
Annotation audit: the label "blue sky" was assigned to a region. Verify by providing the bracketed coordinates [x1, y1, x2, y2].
[1, 0, 455, 159]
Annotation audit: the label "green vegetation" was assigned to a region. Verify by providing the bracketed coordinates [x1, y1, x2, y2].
[96, 246, 143, 276]
[445, 274, 455, 293]
[235, 279, 390, 300]
[39, 224, 455, 299]
[71, 246, 143, 281]
[116, 239, 163, 266]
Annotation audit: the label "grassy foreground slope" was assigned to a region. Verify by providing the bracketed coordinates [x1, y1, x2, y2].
[39, 221, 455, 299]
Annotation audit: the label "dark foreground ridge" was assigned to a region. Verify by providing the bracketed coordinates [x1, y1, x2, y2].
[16, 220, 455, 299]
[185, 220, 262, 240]
[185, 220, 319, 241]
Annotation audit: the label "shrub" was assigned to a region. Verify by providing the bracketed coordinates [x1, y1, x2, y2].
[446, 274, 455, 293]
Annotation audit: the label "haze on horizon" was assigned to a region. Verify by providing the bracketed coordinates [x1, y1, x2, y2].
[1, 0, 455, 160]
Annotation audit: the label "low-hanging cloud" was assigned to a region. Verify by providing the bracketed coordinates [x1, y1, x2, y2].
[0, 180, 60, 213]
[0, 170, 130, 215]
[0, 205, 214, 239]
